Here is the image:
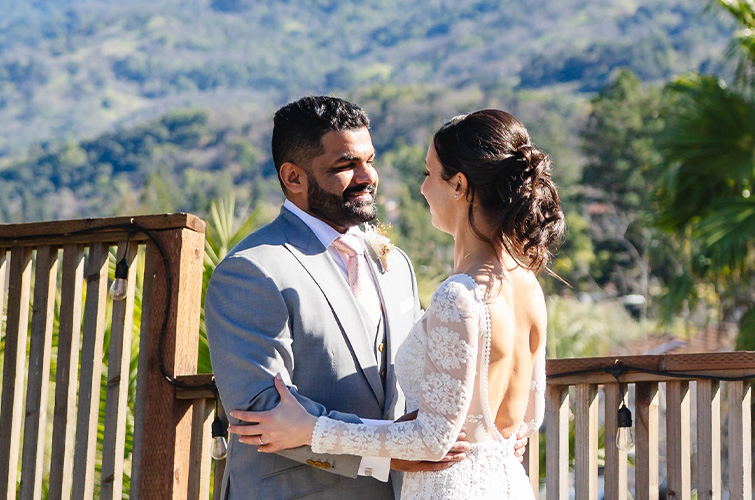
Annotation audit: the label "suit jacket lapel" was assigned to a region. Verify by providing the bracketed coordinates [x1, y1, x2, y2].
[279, 210, 386, 405]
[365, 247, 401, 414]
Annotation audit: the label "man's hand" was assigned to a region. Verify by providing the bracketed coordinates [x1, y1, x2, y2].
[390, 438, 470, 472]
[513, 425, 529, 463]
[389, 410, 471, 472]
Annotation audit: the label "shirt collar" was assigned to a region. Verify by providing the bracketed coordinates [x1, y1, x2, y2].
[283, 199, 363, 249]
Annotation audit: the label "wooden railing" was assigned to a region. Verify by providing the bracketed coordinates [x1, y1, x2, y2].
[523, 353, 755, 500]
[0, 214, 215, 500]
[2, 214, 753, 500]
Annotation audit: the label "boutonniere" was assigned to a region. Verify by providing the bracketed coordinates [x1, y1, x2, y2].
[364, 221, 395, 273]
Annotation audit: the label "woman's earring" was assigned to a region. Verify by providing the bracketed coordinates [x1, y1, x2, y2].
[454, 194, 459, 198]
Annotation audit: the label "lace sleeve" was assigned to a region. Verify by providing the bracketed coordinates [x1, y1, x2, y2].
[311, 279, 480, 461]
[520, 334, 546, 437]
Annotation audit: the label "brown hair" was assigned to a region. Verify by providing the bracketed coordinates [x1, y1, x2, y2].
[433, 109, 564, 272]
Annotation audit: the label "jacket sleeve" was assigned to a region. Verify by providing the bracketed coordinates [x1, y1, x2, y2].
[205, 254, 364, 477]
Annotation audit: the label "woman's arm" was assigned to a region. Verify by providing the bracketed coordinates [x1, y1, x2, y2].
[520, 334, 546, 437]
[235, 279, 481, 461]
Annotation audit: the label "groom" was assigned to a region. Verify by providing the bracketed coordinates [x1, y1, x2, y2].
[206, 96, 469, 499]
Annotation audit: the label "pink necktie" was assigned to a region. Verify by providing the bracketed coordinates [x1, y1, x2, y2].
[332, 234, 382, 325]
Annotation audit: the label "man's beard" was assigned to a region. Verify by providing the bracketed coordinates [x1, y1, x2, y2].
[307, 177, 377, 229]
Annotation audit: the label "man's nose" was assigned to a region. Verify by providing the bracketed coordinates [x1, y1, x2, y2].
[354, 162, 378, 185]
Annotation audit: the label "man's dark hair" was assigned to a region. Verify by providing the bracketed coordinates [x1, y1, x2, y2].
[271, 96, 370, 181]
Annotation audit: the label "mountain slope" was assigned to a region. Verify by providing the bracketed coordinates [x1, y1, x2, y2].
[0, 0, 731, 156]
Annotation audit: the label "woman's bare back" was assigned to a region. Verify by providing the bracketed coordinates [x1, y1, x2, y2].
[467, 261, 546, 438]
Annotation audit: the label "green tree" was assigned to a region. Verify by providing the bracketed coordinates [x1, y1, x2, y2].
[582, 70, 663, 215]
[655, 0, 755, 341]
[579, 68, 672, 325]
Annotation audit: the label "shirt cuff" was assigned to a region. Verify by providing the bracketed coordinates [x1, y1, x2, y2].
[357, 418, 392, 482]
[358, 456, 391, 482]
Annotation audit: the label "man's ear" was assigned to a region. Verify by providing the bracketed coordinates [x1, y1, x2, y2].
[280, 162, 308, 194]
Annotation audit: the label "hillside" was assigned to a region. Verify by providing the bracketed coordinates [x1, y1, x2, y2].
[0, 0, 732, 157]
[0, 0, 750, 351]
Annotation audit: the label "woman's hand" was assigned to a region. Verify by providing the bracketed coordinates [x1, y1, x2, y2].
[229, 374, 318, 453]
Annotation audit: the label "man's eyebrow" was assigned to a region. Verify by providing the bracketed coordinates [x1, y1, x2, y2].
[335, 152, 376, 162]
[335, 154, 359, 162]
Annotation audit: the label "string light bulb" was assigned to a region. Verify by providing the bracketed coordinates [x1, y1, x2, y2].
[109, 257, 129, 301]
[211, 412, 228, 460]
[615, 402, 635, 452]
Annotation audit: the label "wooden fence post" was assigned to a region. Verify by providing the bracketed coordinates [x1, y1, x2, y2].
[131, 226, 205, 500]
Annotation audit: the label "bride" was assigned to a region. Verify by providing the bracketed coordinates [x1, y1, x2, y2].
[230, 109, 564, 499]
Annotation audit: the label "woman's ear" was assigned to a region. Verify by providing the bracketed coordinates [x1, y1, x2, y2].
[452, 173, 468, 199]
[280, 162, 307, 194]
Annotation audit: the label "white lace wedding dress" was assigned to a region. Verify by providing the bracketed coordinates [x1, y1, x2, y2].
[311, 274, 546, 499]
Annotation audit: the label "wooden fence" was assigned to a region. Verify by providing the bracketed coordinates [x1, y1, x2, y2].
[1, 213, 753, 499]
[0, 213, 216, 500]
[522, 353, 755, 500]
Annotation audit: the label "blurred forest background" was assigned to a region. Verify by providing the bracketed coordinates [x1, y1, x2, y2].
[0, 0, 753, 360]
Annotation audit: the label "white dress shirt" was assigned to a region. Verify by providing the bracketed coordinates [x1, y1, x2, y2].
[283, 200, 392, 482]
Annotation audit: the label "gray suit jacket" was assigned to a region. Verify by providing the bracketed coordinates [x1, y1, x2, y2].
[205, 207, 421, 499]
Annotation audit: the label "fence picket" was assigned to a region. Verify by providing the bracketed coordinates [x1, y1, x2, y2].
[604, 383, 628, 500]
[665, 380, 691, 500]
[635, 382, 659, 500]
[49, 244, 86, 500]
[0, 247, 33, 500]
[101, 241, 138, 500]
[546, 385, 570, 500]
[728, 381, 751, 500]
[71, 243, 109, 500]
[20, 246, 58, 500]
[695, 380, 721, 500]
[575, 384, 598, 500]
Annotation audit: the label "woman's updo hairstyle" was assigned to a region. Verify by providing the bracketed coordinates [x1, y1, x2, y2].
[433, 109, 564, 272]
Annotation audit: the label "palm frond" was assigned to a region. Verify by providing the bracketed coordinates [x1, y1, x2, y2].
[199, 196, 277, 374]
[715, 0, 755, 26]
[658, 74, 755, 227]
[696, 197, 755, 270]
[657, 271, 699, 322]
[663, 75, 755, 176]
[713, 0, 755, 89]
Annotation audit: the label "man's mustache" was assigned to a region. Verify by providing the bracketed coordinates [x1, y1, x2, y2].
[343, 184, 376, 198]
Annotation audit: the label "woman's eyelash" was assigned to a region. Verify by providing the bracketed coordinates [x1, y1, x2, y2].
[423, 171, 430, 177]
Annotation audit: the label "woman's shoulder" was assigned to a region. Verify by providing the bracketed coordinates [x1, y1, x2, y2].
[436, 273, 483, 300]
[427, 274, 484, 321]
